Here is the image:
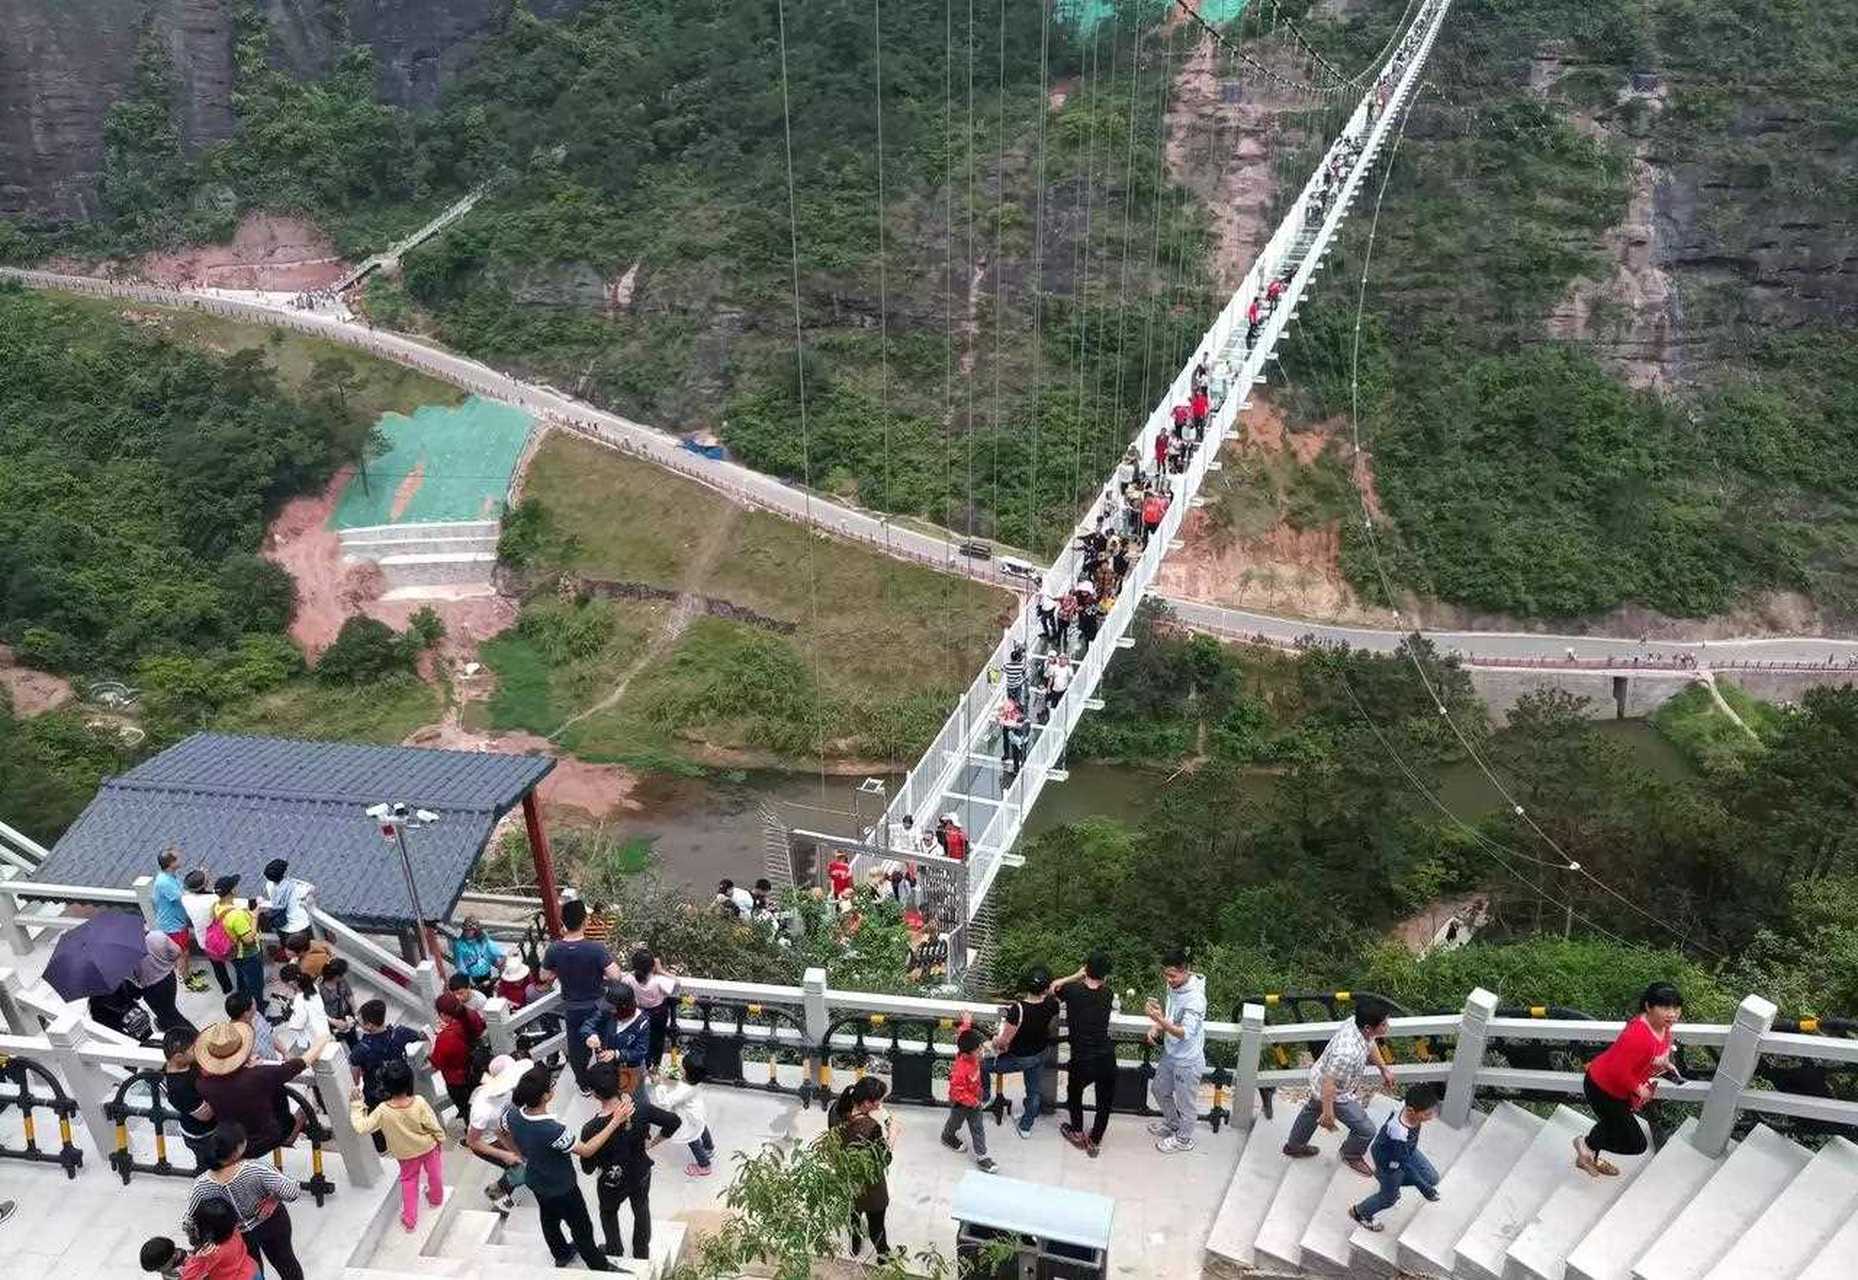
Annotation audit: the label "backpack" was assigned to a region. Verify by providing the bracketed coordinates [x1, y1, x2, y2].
[201, 908, 234, 961]
[468, 1034, 494, 1087]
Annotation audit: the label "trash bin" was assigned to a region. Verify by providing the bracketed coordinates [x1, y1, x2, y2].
[952, 1171, 1113, 1279]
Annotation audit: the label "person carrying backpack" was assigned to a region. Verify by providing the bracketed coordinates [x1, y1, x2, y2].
[206, 876, 264, 1000]
[348, 1000, 428, 1155]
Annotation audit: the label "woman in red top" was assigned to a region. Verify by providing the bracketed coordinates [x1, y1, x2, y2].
[430, 992, 487, 1120]
[1575, 982, 1682, 1176]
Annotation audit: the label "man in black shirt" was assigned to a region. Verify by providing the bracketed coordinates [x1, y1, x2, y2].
[580, 1064, 680, 1262]
[1054, 951, 1118, 1157]
[982, 966, 1059, 1138]
[159, 1027, 217, 1171]
[539, 898, 621, 1094]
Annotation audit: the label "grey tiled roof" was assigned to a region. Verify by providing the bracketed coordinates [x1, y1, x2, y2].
[33, 733, 555, 930]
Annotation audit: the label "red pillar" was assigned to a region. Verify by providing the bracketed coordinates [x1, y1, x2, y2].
[523, 792, 564, 939]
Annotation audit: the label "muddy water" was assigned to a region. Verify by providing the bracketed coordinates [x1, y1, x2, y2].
[611, 721, 1690, 890]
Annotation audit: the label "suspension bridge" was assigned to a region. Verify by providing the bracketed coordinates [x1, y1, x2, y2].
[870, 0, 1453, 929]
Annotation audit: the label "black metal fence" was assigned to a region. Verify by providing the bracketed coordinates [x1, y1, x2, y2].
[0, 1050, 84, 1178]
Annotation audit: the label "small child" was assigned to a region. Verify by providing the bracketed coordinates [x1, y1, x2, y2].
[939, 1026, 996, 1172]
[350, 1059, 447, 1231]
[1348, 1084, 1444, 1232]
[138, 1236, 186, 1280]
[169, 1200, 258, 1280]
[656, 1052, 716, 1177]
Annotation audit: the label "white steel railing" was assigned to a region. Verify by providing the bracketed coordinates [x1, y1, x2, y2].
[876, 0, 1454, 919]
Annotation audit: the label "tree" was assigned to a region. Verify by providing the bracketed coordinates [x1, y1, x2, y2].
[219, 554, 299, 634]
[316, 616, 414, 685]
[307, 355, 384, 493]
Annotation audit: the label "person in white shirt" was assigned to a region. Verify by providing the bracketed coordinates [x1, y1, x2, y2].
[261, 858, 314, 947]
[181, 869, 232, 994]
[655, 1054, 715, 1178]
[277, 967, 328, 1057]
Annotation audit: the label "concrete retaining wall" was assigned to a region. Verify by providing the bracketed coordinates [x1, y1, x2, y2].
[1470, 667, 1853, 724]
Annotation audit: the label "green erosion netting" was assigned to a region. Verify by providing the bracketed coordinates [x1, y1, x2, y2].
[330, 397, 533, 528]
[1057, 0, 1251, 34]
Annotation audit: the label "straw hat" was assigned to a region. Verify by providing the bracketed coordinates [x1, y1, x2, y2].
[195, 1020, 254, 1076]
[475, 1054, 525, 1099]
[501, 955, 530, 985]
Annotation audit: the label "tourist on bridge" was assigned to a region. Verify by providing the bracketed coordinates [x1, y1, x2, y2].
[1192, 359, 1210, 396]
[540, 896, 623, 1094]
[983, 965, 1059, 1137]
[939, 814, 969, 861]
[1043, 653, 1074, 722]
[1573, 983, 1682, 1176]
[999, 697, 1029, 781]
[1191, 387, 1210, 432]
[503, 1065, 625, 1270]
[1055, 951, 1119, 1158]
[184, 1121, 306, 1280]
[1145, 947, 1208, 1154]
[1281, 996, 1397, 1176]
[1154, 429, 1171, 475]
[1348, 1083, 1443, 1232]
[1141, 488, 1167, 547]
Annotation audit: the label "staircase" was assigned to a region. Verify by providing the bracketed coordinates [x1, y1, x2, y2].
[1205, 1104, 1858, 1280]
[338, 520, 501, 595]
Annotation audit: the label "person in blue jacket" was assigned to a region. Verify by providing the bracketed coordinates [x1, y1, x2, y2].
[1348, 1084, 1444, 1232]
[582, 982, 654, 1097]
[449, 918, 505, 991]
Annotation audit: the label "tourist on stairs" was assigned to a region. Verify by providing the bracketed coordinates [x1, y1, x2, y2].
[1282, 996, 1396, 1177]
[1574, 982, 1682, 1176]
[1348, 1084, 1443, 1232]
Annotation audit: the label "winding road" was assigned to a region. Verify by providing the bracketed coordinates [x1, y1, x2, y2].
[8, 265, 1856, 673]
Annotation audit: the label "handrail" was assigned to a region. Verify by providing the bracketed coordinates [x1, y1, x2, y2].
[0, 880, 141, 904]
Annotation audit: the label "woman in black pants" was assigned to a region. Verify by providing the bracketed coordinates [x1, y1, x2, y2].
[1575, 982, 1683, 1176]
[831, 1078, 893, 1260]
[184, 1122, 305, 1280]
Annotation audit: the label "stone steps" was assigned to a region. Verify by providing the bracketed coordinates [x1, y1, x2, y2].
[1509, 1114, 1665, 1280]
[1698, 1136, 1858, 1280]
[1253, 1095, 1397, 1273]
[1631, 1124, 1811, 1280]
[1396, 1102, 1543, 1279]
[1202, 1099, 1299, 1271]
[1564, 1119, 1726, 1280]
[1453, 1105, 1600, 1280]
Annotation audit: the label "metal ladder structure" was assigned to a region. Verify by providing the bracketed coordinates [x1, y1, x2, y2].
[871, 0, 1453, 925]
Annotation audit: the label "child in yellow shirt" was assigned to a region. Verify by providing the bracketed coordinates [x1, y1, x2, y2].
[350, 1059, 447, 1231]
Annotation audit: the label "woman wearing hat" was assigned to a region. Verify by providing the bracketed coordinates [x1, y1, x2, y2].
[497, 955, 533, 1010]
[194, 1017, 330, 1162]
[465, 1053, 529, 1213]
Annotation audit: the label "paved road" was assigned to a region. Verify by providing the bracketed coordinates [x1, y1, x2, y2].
[11, 266, 1854, 670]
[1165, 596, 1858, 670]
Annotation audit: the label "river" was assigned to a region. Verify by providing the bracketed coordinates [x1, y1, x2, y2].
[590, 720, 1692, 891]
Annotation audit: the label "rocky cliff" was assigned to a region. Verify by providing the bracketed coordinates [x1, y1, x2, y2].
[0, 0, 593, 223]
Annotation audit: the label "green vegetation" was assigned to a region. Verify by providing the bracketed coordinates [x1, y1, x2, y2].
[1009, 606, 1858, 1020]
[0, 285, 344, 674]
[1651, 681, 1784, 775]
[474, 432, 1009, 765]
[1273, 0, 1858, 622]
[0, 693, 125, 839]
[213, 676, 441, 745]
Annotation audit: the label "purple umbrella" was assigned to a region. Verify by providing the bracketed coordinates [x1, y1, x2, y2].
[42, 910, 149, 1000]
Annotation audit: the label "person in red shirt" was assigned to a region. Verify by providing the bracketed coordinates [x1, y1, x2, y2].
[939, 1025, 996, 1171]
[430, 992, 488, 1120]
[497, 956, 531, 1009]
[941, 817, 968, 862]
[1247, 297, 1262, 326]
[827, 852, 854, 899]
[1171, 403, 1190, 434]
[1153, 432, 1169, 474]
[179, 1200, 260, 1280]
[1190, 389, 1210, 429]
[1575, 982, 1682, 1176]
[1267, 277, 1285, 305]
[1141, 491, 1166, 546]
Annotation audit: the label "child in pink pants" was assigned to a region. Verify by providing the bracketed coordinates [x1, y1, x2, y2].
[350, 1060, 447, 1230]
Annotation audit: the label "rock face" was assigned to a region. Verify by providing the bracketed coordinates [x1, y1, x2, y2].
[0, 0, 594, 223]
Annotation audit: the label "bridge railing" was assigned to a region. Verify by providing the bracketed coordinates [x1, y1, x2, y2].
[891, 0, 1455, 911]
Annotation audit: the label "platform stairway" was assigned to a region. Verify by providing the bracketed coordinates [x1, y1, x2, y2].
[1203, 1101, 1858, 1280]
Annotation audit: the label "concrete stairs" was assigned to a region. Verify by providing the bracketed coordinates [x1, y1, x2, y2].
[1203, 1102, 1848, 1280]
[338, 520, 500, 593]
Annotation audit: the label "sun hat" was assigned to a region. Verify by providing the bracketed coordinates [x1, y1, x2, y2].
[475, 1054, 525, 1098]
[501, 955, 530, 984]
[195, 1020, 254, 1076]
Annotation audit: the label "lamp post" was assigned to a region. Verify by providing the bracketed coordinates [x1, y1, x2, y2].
[367, 802, 440, 961]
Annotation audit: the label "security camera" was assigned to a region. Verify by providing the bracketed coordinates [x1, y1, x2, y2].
[414, 809, 439, 824]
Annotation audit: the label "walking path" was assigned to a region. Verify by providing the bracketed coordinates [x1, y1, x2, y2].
[6, 267, 1856, 673]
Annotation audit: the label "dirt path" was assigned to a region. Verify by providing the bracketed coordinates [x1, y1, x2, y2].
[546, 504, 746, 741]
